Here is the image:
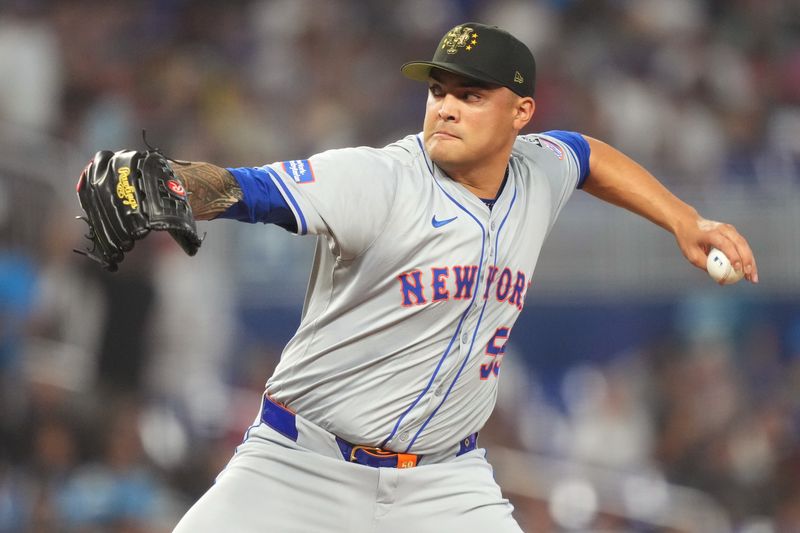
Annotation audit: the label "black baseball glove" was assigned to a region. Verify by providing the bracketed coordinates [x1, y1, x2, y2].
[74, 149, 201, 271]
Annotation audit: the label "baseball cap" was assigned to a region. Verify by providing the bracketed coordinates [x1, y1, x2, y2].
[402, 22, 536, 97]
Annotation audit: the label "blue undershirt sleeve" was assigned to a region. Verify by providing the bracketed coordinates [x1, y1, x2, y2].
[543, 130, 591, 189]
[218, 167, 298, 232]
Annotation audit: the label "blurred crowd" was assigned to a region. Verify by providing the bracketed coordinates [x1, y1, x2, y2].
[0, 0, 799, 531]
[492, 303, 800, 531]
[0, 0, 798, 190]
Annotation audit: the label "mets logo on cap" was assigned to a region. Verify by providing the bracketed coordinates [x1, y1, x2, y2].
[441, 26, 478, 54]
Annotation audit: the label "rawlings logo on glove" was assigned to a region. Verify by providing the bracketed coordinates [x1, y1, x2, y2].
[115, 166, 139, 209]
[74, 148, 202, 271]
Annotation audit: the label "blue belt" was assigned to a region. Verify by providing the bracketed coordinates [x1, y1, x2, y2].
[260, 394, 478, 468]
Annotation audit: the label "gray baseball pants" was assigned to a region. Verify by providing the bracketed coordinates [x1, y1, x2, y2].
[172, 408, 522, 532]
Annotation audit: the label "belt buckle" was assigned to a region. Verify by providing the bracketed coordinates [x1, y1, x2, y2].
[349, 445, 379, 462]
[349, 445, 418, 469]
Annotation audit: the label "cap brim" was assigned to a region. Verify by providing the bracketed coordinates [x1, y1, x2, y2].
[401, 61, 505, 88]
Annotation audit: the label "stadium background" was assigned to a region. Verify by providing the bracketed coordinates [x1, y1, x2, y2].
[0, 0, 798, 531]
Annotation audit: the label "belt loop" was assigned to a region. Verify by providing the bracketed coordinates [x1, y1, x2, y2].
[335, 436, 352, 461]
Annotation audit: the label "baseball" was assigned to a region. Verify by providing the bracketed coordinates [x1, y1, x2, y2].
[706, 248, 744, 284]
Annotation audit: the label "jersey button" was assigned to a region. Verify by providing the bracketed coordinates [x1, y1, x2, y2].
[399, 432, 409, 442]
[434, 385, 444, 396]
[461, 332, 469, 344]
[490, 221, 497, 231]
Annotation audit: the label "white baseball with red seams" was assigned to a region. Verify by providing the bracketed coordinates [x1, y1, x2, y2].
[707, 247, 744, 284]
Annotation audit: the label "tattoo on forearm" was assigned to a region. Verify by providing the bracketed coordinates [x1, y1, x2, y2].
[172, 162, 243, 220]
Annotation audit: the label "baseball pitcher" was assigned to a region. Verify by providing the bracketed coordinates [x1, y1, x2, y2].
[74, 22, 758, 533]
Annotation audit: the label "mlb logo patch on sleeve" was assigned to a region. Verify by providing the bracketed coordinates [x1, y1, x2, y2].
[282, 160, 316, 183]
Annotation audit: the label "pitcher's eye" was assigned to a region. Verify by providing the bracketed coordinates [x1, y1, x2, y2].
[429, 85, 444, 97]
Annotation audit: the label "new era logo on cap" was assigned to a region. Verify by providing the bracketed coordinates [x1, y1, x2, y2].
[401, 22, 536, 98]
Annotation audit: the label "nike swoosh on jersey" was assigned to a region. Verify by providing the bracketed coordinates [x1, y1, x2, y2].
[431, 215, 458, 228]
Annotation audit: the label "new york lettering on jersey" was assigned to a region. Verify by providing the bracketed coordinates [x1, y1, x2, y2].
[397, 265, 528, 310]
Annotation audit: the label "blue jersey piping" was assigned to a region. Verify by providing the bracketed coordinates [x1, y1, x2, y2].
[380, 136, 487, 449]
[406, 177, 518, 452]
[265, 167, 308, 235]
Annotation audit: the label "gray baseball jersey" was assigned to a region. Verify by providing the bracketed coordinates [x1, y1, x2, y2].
[255, 132, 582, 455]
[173, 131, 586, 533]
